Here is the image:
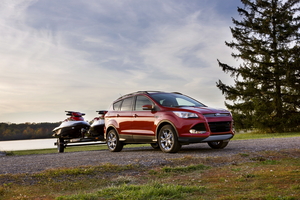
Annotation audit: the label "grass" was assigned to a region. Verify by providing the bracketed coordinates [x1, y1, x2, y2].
[57, 182, 206, 200]
[162, 164, 210, 173]
[0, 149, 299, 199]
[4, 143, 152, 156]
[4, 144, 108, 156]
[233, 131, 300, 140]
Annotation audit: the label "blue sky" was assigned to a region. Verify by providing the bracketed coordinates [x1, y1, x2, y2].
[0, 0, 242, 123]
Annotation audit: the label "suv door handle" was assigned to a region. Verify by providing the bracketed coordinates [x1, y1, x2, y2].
[133, 114, 138, 118]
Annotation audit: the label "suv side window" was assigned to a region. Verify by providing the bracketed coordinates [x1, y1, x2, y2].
[135, 95, 152, 111]
[113, 101, 122, 111]
[120, 97, 134, 111]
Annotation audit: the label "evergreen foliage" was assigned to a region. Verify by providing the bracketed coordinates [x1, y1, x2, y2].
[217, 0, 300, 132]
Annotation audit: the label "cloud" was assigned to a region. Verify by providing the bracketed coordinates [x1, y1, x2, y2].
[0, 0, 240, 122]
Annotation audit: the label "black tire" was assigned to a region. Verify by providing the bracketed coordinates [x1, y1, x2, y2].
[158, 125, 181, 153]
[106, 129, 123, 152]
[150, 143, 160, 149]
[57, 138, 65, 153]
[207, 141, 229, 149]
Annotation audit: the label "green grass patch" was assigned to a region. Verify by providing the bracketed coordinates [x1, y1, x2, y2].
[32, 163, 137, 178]
[233, 131, 300, 140]
[5, 143, 153, 156]
[162, 164, 210, 173]
[57, 182, 206, 200]
[5, 144, 108, 156]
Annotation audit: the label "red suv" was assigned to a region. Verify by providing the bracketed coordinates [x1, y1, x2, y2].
[104, 91, 234, 153]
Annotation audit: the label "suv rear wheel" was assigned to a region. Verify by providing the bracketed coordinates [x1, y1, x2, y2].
[107, 129, 123, 152]
[158, 125, 181, 153]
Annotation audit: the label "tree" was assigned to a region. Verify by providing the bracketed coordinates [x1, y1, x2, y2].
[217, 0, 300, 132]
[0, 122, 60, 140]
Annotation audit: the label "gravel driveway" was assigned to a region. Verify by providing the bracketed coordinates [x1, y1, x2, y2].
[0, 137, 299, 175]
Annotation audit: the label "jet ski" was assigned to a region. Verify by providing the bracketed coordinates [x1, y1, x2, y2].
[88, 110, 107, 140]
[52, 111, 90, 139]
[53, 110, 107, 153]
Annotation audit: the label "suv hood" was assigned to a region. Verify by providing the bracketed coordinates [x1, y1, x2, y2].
[180, 106, 230, 114]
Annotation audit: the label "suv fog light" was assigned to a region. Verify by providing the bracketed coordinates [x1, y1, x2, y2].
[190, 129, 206, 134]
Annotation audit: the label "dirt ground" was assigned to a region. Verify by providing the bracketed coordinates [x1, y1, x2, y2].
[0, 137, 299, 174]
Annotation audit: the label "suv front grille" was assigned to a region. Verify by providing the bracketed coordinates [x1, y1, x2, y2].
[208, 122, 231, 133]
[203, 113, 230, 117]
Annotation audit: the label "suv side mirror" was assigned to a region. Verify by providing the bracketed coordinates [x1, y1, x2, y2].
[142, 104, 154, 110]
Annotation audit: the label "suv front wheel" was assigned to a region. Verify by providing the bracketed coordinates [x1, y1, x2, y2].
[107, 129, 124, 152]
[158, 125, 181, 153]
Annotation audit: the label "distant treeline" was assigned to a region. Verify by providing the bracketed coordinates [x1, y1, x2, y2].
[0, 122, 60, 141]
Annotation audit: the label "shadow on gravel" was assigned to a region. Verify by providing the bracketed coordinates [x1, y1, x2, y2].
[120, 143, 234, 155]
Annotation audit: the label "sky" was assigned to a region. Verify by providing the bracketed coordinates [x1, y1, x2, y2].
[0, 0, 243, 123]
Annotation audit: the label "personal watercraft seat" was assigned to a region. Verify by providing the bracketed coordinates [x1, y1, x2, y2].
[65, 111, 85, 121]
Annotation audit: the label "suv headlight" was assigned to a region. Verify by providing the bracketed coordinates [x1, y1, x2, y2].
[173, 111, 198, 118]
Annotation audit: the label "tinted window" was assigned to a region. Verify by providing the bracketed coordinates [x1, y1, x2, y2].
[120, 97, 134, 111]
[176, 98, 195, 106]
[113, 101, 122, 111]
[135, 95, 153, 111]
[150, 93, 206, 107]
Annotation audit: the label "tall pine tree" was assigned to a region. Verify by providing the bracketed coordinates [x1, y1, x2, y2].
[217, 0, 300, 133]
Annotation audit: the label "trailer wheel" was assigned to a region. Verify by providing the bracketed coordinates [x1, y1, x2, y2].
[57, 138, 65, 153]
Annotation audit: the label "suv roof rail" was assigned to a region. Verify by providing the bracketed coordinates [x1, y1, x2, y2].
[117, 91, 144, 99]
[117, 91, 163, 100]
[137, 91, 164, 94]
[116, 91, 183, 100]
[171, 92, 182, 94]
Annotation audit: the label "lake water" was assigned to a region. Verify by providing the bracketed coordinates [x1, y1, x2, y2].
[0, 138, 57, 151]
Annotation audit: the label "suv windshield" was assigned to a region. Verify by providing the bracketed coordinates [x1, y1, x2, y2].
[149, 93, 206, 107]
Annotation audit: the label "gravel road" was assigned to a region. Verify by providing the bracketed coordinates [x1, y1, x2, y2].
[0, 137, 299, 175]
